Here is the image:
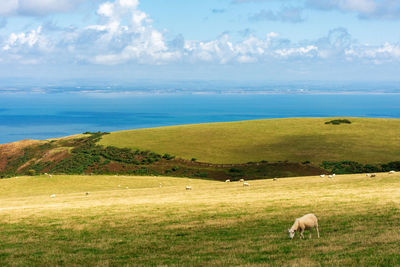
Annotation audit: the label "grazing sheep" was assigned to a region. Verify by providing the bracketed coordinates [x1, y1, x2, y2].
[48, 174, 53, 178]
[320, 174, 325, 178]
[243, 182, 250, 187]
[288, 214, 320, 240]
[371, 174, 377, 178]
[389, 171, 396, 174]
[366, 173, 371, 177]
[186, 186, 192, 190]
[225, 179, 231, 183]
[332, 174, 336, 177]
[328, 175, 333, 178]
[126, 187, 129, 189]
[85, 192, 89, 196]
[50, 194, 56, 198]
[239, 179, 245, 182]
[273, 178, 278, 181]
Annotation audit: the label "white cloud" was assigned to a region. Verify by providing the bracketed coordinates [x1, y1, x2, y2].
[78, 0, 174, 65]
[275, 45, 318, 57]
[345, 42, 400, 62]
[307, 0, 400, 20]
[0, 0, 84, 16]
[2, 26, 51, 52]
[1, 0, 400, 67]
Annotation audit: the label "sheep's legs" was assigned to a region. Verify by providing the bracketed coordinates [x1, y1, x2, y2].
[299, 229, 304, 239]
[316, 225, 320, 238]
[309, 229, 312, 239]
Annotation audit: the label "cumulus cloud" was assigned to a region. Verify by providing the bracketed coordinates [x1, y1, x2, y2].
[68, 0, 179, 65]
[0, 0, 85, 16]
[2, 26, 51, 52]
[1, 0, 400, 67]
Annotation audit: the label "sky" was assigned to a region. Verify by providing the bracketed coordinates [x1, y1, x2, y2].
[0, 0, 400, 83]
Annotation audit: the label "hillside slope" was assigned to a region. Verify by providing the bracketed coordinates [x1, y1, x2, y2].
[99, 117, 400, 164]
[1, 173, 400, 266]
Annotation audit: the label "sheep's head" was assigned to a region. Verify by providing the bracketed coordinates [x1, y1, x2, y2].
[288, 229, 295, 239]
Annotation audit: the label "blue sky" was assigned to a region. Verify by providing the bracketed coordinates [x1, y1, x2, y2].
[0, 0, 400, 83]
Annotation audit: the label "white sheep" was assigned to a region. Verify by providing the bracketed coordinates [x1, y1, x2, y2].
[366, 173, 371, 177]
[243, 182, 250, 187]
[186, 186, 192, 190]
[273, 178, 278, 181]
[389, 170, 396, 174]
[50, 194, 56, 198]
[225, 179, 231, 183]
[288, 213, 320, 239]
[328, 175, 333, 178]
[332, 174, 336, 177]
[239, 179, 245, 182]
[320, 174, 325, 178]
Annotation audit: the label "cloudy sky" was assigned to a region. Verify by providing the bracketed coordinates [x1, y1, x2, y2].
[0, 0, 400, 82]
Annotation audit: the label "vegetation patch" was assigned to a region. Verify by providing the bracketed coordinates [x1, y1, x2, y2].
[321, 160, 400, 174]
[325, 119, 352, 125]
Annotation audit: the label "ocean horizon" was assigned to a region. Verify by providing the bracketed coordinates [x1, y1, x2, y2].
[1, 92, 400, 144]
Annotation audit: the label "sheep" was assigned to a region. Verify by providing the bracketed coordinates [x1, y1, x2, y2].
[389, 170, 396, 174]
[332, 174, 336, 177]
[48, 174, 53, 178]
[239, 179, 245, 182]
[288, 213, 320, 240]
[320, 174, 325, 178]
[243, 182, 250, 187]
[371, 174, 377, 178]
[185, 186, 192, 190]
[273, 178, 278, 181]
[50, 194, 56, 198]
[225, 179, 231, 183]
[328, 175, 333, 179]
[126, 187, 129, 189]
[85, 192, 89, 196]
[366, 173, 371, 177]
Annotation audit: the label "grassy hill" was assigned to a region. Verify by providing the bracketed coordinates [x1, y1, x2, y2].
[1, 173, 400, 266]
[99, 117, 400, 164]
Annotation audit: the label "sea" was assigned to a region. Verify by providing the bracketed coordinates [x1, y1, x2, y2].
[1, 93, 400, 144]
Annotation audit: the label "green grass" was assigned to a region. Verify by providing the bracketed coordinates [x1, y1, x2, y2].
[99, 117, 400, 164]
[1, 173, 400, 266]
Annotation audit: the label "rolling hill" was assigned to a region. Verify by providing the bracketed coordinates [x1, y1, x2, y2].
[99, 117, 400, 164]
[1, 117, 400, 179]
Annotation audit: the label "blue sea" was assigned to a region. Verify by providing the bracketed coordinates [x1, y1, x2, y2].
[1, 93, 400, 144]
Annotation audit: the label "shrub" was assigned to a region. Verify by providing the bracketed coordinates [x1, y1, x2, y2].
[325, 119, 352, 125]
[162, 154, 175, 160]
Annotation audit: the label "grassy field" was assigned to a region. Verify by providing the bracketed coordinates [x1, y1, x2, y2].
[99, 117, 400, 164]
[1, 173, 400, 266]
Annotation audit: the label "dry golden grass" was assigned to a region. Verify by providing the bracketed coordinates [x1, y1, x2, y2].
[0, 173, 400, 266]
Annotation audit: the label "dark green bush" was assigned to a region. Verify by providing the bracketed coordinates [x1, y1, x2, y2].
[325, 119, 352, 125]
